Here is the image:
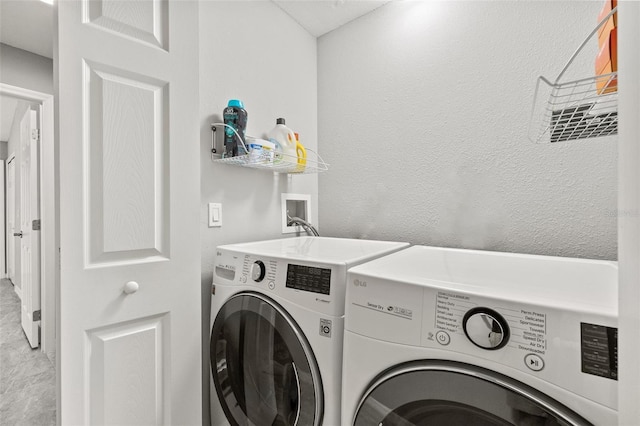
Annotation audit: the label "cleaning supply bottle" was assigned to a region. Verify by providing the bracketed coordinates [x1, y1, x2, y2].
[267, 118, 305, 167]
[223, 99, 248, 157]
[293, 132, 307, 172]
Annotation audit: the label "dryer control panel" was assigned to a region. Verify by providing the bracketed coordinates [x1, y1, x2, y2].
[345, 272, 618, 412]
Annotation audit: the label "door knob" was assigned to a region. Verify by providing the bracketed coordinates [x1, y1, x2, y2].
[123, 281, 139, 294]
[13, 232, 23, 238]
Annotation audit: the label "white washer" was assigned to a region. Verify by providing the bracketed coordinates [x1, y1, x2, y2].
[342, 245, 618, 426]
[210, 236, 409, 426]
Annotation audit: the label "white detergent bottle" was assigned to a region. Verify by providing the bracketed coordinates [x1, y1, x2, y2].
[267, 118, 299, 166]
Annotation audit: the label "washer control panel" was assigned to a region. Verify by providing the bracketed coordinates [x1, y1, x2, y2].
[285, 264, 331, 295]
[214, 248, 343, 316]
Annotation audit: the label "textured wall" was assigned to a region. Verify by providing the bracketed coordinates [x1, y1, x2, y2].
[318, 1, 616, 260]
[199, 2, 317, 423]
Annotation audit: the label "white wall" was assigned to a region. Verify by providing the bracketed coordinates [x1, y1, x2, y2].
[318, 1, 617, 260]
[199, 2, 317, 422]
[0, 44, 53, 95]
[0, 141, 8, 160]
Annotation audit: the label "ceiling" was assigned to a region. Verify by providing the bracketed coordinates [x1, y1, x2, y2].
[0, 0, 390, 60]
[273, 0, 390, 37]
[0, 0, 388, 141]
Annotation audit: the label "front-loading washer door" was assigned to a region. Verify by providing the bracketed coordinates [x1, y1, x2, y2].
[354, 360, 592, 426]
[211, 292, 323, 426]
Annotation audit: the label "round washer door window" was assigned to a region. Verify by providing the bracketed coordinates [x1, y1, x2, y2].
[211, 292, 323, 426]
[354, 361, 592, 426]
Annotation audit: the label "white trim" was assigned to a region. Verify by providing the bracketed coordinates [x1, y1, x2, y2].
[6, 154, 15, 283]
[618, 1, 640, 423]
[0, 83, 57, 363]
[13, 280, 22, 299]
[0, 160, 5, 279]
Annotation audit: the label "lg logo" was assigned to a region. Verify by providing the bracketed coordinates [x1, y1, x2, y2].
[353, 279, 367, 287]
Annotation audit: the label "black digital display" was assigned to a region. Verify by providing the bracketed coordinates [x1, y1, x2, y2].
[286, 264, 331, 295]
[581, 322, 618, 381]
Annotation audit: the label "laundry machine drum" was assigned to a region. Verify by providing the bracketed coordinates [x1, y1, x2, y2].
[354, 360, 591, 426]
[211, 292, 323, 426]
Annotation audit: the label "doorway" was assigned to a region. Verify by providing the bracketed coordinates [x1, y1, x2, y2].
[0, 83, 58, 364]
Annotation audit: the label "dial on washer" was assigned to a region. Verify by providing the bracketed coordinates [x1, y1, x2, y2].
[463, 307, 510, 350]
[250, 261, 266, 282]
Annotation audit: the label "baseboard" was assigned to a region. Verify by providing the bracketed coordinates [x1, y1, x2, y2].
[14, 284, 22, 300]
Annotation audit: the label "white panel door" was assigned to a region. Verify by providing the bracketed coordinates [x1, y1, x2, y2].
[7, 156, 15, 282]
[56, 1, 201, 424]
[19, 108, 41, 349]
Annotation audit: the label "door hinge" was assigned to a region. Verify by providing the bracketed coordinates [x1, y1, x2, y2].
[211, 284, 216, 295]
[32, 129, 40, 141]
[32, 219, 41, 231]
[33, 310, 41, 321]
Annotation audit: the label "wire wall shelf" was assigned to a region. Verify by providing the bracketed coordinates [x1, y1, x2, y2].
[210, 124, 329, 174]
[212, 150, 329, 174]
[529, 6, 618, 144]
[530, 73, 617, 143]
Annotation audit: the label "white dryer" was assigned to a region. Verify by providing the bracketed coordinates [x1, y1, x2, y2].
[342, 245, 618, 426]
[210, 236, 408, 426]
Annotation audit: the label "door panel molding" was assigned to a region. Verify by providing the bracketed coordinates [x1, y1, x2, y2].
[87, 313, 169, 425]
[83, 60, 169, 267]
[83, 0, 169, 50]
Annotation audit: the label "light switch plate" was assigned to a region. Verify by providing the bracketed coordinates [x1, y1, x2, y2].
[209, 203, 222, 227]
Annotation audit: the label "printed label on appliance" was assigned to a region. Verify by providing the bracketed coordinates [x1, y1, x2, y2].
[510, 309, 547, 355]
[435, 292, 474, 333]
[581, 322, 618, 381]
[352, 301, 413, 320]
[319, 319, 332, 338]
[495, 308, 547, 355]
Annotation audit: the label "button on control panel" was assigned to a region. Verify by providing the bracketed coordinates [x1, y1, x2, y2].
[435, 331, 450, 346]
[463, 307, 510, 350]
[524, 353, 545, 372]
[250, 261, 266, 282]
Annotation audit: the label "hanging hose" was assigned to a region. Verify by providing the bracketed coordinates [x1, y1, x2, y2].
[287, 215, 319, 237]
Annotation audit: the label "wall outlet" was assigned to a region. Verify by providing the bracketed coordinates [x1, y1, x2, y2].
[281, 193, 311, 234]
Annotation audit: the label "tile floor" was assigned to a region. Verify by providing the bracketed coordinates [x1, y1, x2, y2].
[0, 278, 56, 425]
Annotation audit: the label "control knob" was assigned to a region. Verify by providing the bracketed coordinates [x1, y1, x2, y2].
[250, 261, 266, 282]
[463, 307, 509, 350]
